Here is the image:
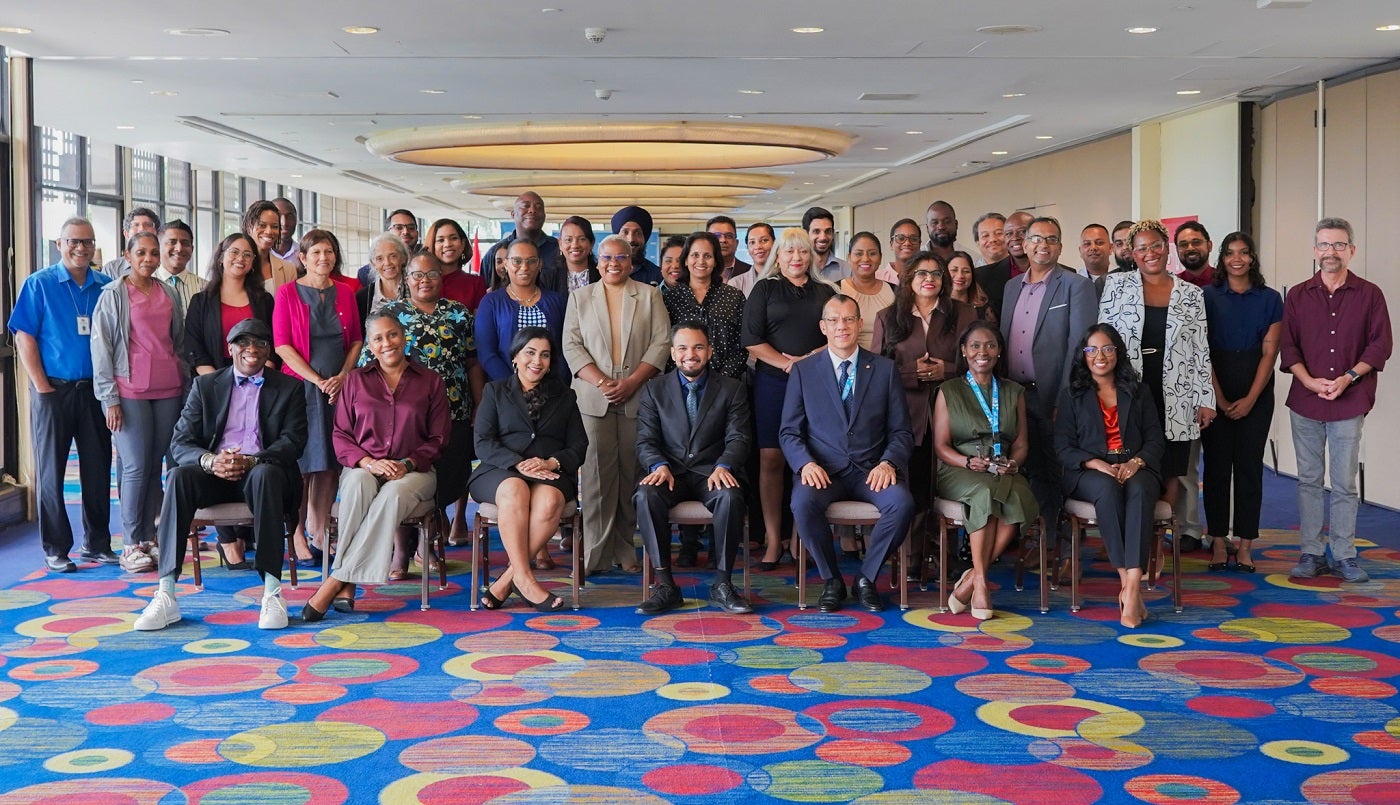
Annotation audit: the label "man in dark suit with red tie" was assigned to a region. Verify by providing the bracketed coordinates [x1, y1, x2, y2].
[634, 321, 753, 615]
[781, 295, 915, 612]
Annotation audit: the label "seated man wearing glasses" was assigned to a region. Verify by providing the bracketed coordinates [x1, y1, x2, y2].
[781, 295, 915, 613]
[135, 319, 308, 631]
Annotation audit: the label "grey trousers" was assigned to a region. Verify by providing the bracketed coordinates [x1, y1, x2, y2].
[32, 380, 112, 558]
[580, 408, 640, 573]
[331, 468, 437, 585]
[113, 395, 182, 545]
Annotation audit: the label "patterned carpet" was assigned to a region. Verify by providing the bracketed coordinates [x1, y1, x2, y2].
[0, 463, 1398, 803]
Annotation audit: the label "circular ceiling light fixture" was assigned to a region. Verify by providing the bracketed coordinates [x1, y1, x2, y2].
[489, 197, 746, 214]
[369, 121, 852, 171]
[164, 27, 229, 36]
[1126, 26, 1158, 34]
[452, 170, 787, 199]
[0, 26, 33, 34]
[975, 24, 1043, 35]
[791, 27, 824, 34]
[343, 26, 379, 35]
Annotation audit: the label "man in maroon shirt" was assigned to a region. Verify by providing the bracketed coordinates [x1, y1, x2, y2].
[1174, 222, 1215, 287]
[1281, 217, 1392, 583]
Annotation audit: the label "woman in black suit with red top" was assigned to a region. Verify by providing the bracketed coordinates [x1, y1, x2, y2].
[1055, 323, 1164, 629]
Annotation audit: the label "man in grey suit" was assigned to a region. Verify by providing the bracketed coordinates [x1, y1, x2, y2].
[634, 322, 753, 614]
[1000, 217, 1097, 555]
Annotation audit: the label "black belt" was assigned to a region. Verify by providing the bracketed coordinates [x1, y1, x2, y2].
[1104, 450, 1133, 464]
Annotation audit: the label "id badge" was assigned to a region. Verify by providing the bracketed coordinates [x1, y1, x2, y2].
[76, 316, 91, 335]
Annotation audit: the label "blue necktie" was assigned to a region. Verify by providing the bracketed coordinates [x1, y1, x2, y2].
[237, 375, 264, 387]
[685, 380, 700, 428]
[839, 360, 853, 418]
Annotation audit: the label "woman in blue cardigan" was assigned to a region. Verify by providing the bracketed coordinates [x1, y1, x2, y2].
[475, 239, 568, 382]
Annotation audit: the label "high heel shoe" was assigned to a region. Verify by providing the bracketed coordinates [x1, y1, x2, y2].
[214, 542, 252, 571]
[947, 568, 974, 615]
[480, 580, 509, 610]
[971, 606, 995, 621]
[513, 583, 566, 612]
[296, 543, 324, 570]
[301, 601, 327, 623]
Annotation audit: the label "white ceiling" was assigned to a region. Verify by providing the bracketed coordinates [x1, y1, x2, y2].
[6, 0, 1399, 226]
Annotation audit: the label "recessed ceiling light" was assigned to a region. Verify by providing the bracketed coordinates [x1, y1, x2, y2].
[541, 7, 562, 12]
[130, 79, 145, 84]
[803, 181, 814, 185]
[872, 146, 890, 151]
[1176, 89, 1202, 95]
[791, 26, 824, 34]
[343, 26, 379, 35]
[976, 24, 1043, 35]
[727, 114, 744, 119]
[1001, 92, 1026, 98]
[420, 89, 446, 94]
[164, 27, 229, 37]
[150, 90, 179, 97]
[116, 125, 136, 130]
[290, 173, 303, 178]
[992, 150, 1009, 155]
[0, 26, 33, 34]
[1126, 26, 1158, 34]
[462, 115, 482, 120]
[1035, 135, 1054, 140]
[738, 89, 765, 95]
[905, 130, 924, 135]
[1377, 24, 1400, 31]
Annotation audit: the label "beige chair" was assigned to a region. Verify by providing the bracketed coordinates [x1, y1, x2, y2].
[186, 503, 299, 590]
[794, 501, 909, 611]
[640, 501, 751, 603]
[324, 499, 445, 611]
[470, 501, 582, 611]
[933, 499, 1050, 614]
[1061, 498, 1181, 613]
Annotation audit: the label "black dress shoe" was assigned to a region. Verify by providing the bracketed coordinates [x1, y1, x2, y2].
[817, 578, 847, 613]
[854, 576, 885, 612]
[636, 583, 684, 615]
[79, 549, 121, 566]
[46, 555, 77, 573]
[709, 581, 754, 614]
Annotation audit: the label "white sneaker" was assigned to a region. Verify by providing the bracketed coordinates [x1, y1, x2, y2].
[133, 591, 181, 631]
[258, 591, 289, 630]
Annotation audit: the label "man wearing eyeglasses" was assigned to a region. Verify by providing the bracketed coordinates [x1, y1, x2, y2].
[102, 207, 160, 278]
[358, 209, 421, 288]
[485, 193, 562, 292]
[1281, 217, 1393, 584]
[9, 217, 116, 573]
[1173, 222, 1215, 289]
[781, 295, 914, 613]
[1001, 216, 1097, 565]
[706, 215, 750, 283]
[1169, 221, 1215, 553]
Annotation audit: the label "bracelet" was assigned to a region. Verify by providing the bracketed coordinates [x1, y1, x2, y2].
[200, 453, 216, 474]
[596, 377, 607, 388]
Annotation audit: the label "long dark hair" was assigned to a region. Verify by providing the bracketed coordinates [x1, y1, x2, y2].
[1069, 323, 1140, 392]
[880, 251, 952, 359]
[948, 249, 989, 310]
[202, 233, 268, 301]
[953, 320, 1007, 378]
[678, 231, 722, 286]
[1212, 231, 1266, 289]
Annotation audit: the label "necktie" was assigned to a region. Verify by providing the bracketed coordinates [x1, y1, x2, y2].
[839, 360, 853, 418]
[685, 380, 699, 428]
[237, 375, 264, 387]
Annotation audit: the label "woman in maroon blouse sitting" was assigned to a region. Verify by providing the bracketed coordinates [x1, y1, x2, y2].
[302, 312, 450, 620]
[1054, 323, 1164, 628]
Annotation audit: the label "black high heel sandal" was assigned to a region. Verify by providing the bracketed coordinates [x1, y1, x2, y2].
[513, 583, 566, 612]
[480, 581, 509, 610]
[215, 541, 252, 571]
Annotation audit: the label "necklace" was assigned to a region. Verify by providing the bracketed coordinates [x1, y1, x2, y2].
[508, 286, 540, 306]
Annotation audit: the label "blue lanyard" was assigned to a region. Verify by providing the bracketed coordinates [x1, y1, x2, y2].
[965, 372, 1001, 457]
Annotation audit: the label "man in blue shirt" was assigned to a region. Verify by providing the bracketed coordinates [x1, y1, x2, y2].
[8, 217, 116, 572]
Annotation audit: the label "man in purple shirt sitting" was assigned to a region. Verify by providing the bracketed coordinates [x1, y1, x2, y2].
[134, 319, 308, 631]
[1281, 217, 1393, 584]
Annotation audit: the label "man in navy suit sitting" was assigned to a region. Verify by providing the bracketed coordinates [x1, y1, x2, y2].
[781, 295, 915, 612]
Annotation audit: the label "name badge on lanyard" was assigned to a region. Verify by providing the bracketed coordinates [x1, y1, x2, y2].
[965, 372, 1002, 458]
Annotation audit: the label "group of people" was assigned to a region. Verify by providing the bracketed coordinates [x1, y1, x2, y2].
[9, 189, 1390, 632]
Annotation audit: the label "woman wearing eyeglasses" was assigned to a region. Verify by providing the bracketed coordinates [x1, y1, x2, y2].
[477, 241, 568, 383]
[1055, 323, 1164, 628]
[877, 219, 922, 284]
[1098, 220, 1214, 524]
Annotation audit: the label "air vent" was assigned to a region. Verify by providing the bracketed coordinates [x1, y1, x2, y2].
[858, 92, 918, 102]
[177, 117, 333, 167]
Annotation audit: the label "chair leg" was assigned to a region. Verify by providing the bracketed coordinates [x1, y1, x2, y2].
[795, 534, 807, 610]
[285, 517, 299, 590]
[936, 518, 949, 613]
[1070, 517, 1082, 613]
[570, 513, 582, 610]
[899, 533, 909, 611]
[641, 544, 653, 605]
[741, 514, 751, 601]
[1171, 517, 1182, 612]
[1038, 517, 1049, 614]
[188, 527, 203, 590]
[469, 515, 484, 612]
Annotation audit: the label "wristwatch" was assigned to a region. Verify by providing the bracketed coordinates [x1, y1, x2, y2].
[1346, 369, 1361, 382]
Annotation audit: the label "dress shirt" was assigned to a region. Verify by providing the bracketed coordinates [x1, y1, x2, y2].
[218, 370, 264, 454]
[373, 298, 477, 422]
[7, 263, 113, 381]
[1006, 275, 1049, 383]
[1176, 265, 1215, 288]
[154, 267, 202, 313]
[332, 361, 451, 471]
[1280, 271, 1392, 422]
[827, 348, 858, 391]
[816, 254, 850, 283]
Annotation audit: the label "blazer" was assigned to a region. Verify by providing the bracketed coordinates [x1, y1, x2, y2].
[475, 287, 569, 381]
[1000, 264, 1097, 417]
[636, 370, 751, 481]
[1098, 271, 1216, 441]
[780, 347, 914, 477]
[472, 376, 588, 478]
[169, 366, 308, 472]
[90, 277, 188, 408]
[871, 298, 979, 446]
[266, 254, 298, 292]
[1054, 380, 1165, 492]
[561, 279, 671, 418]
[184, 289, 275, 371]
[977, 257, 1015, 322]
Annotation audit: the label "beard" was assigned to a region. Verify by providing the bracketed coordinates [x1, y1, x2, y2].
[930, 232, 955, 249]
[1179, 252, 1207, 272]
[1114, 253, 1135, 271]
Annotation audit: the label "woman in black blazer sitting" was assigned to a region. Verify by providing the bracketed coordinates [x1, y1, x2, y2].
[1055, 323, 1165, 629]
[469, 327, 588, 612]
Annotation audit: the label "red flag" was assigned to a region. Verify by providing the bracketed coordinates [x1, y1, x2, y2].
[471, 229, 482, 275]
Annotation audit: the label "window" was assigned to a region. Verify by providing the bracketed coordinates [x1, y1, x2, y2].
[130, 149, 162, 206]
[87, 142, 120, 197]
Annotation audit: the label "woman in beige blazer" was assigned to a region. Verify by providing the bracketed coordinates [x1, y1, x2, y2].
[562, 234, 671, 575]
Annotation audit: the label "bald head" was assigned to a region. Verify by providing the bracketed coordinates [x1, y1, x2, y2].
[513, 192, 546, 239]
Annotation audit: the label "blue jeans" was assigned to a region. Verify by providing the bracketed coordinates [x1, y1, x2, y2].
[1289, 412, 1363, 560]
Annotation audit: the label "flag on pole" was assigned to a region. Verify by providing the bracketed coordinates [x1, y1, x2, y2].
[471, 229, 482, 275]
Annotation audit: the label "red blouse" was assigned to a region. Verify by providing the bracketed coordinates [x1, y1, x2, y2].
[1099, 397, 1123, 452]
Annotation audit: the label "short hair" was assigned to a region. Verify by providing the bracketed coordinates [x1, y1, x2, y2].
[705, 215, 737, 230]
[123, 207, 160, 233]
[1128, 219, 1170, 245]
[747, 222, 775, 241]
[974, 212, 1005, 233]
[364, 310, 403, 336]
[1112, 220, 1136, 237]
[1081, 223, 1109, 236]
[297, 228, 344, 273]
[508, 326, 555, 361]
[802, 206, 834, 231]
[159, 219, 193, 238]
[408, 251, 443, 272]
[662, 233, 686, 253]
[758, 227, 815, 281]
[954, 320, 1007, 377]
[1316, 217, 1354, 243]
[241, 201, 280, 236]
[1174, 221, 1211, 242]
[60, 216, 93, 234]
[507, 238, 540, 256]
[386, 209, 416, 228]
[125, 230, 159, 252]
[670, 320, 711, 342]
[889, 218, 921, 239]
[598, 234, 632, 256]
[368, 232, 411, 265]
[824, 293, 859, 317]
[271, 196, 296, 210]
[1029, 216, 1061, 236]
[926, 200, 955, 215]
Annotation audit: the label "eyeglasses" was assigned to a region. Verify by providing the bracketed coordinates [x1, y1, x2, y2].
[62, 238, 96, 248]
[1025, 234, 1061, 246]
[822, 315, 860, 325]
[1177, 239, 1208, 249]
[408, 271, 442, 281]
[598, 254, 631, 264]
[891, 234, 920, 245]
[912, 269, 943, 280]
[1133, 242, 1167, 255]
[232, 337, 271, 349]
[710, 232, 737, 241]
[507, 257, 541, 267]
[1004, 228, 1028, 239]
[1315, 242, 1351, 252]
[388, 223, 418, 233]
[1083, 345, 1118, 356]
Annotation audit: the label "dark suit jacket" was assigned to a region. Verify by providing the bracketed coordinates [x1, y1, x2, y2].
[183, 290, 275, 372]
[636, 370, 751, 482]
[977, 257, 1015, 321]
[472, 376, 588, 478]
[780, 347, 914, 476]
[1054, 381, 1165, 491]
[999, 264, 1097, 416]
[169, 366, 308, 472]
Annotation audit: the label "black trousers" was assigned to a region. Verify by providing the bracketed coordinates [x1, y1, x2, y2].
[1201, 361, 1274, 540]
[32, 380, 111, 558]
[1023, 385, 1062, 544]
[156, 463, 298, 580]
[635, 473, 745, 573]
[1069, 469, 1160, 572]
[435, 418, 475, 509]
